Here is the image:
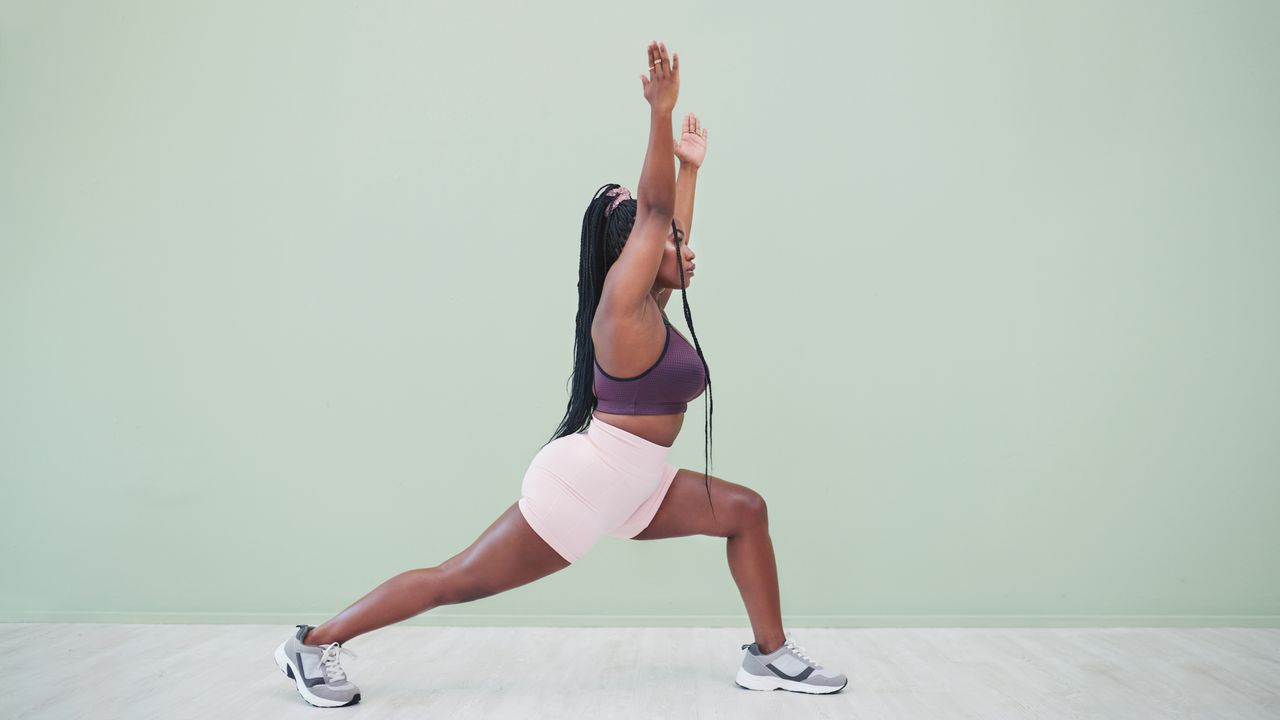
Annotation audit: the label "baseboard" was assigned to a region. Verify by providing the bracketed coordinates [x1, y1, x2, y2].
[1, 611, 1277, 627]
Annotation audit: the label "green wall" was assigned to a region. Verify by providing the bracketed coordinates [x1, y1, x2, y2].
[2, 0, 1277, 627]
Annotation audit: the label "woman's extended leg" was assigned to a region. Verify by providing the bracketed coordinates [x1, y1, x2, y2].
[303, 501, 571, 646]
[629, 470, 786, 654]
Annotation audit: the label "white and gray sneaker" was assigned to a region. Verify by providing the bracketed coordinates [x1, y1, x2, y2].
[274, 624, 362, 707]
[735, 631, 848, 694]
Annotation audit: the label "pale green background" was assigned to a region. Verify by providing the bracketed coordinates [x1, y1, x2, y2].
[2, 0, 1277, 628]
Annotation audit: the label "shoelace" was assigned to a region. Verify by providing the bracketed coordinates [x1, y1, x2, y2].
[318, 642, 358, 683]
[783, 633, 822, 669]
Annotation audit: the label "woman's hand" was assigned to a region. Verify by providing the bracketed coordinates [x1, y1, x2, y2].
[639, 40, 678, 114]
[674, 112, 707, 168]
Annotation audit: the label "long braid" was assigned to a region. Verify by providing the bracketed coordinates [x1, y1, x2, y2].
[672, 229, 716, 526]
[545, 183, 621, 444]
[545, 184, 716, 524]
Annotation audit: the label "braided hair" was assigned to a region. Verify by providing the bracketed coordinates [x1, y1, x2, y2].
[545, 183, 717, 525]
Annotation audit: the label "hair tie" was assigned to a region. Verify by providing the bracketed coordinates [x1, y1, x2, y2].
[604, 186, 632, 217]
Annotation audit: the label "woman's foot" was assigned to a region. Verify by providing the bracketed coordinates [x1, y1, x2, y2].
[735, 631, 848, 694]
[274, 624, 362, 707]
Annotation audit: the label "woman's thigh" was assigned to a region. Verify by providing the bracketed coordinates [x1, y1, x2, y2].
[629, 469, 767, 540]
[435, 501, 571, 603]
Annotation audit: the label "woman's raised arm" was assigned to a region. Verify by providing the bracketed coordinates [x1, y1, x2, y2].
[635, 41, 679, 216]
[673, 112, 708, 246]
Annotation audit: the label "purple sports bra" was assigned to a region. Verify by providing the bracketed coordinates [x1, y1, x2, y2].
[593, 313, 707, 415]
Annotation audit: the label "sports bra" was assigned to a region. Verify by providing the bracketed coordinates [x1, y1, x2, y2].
[593, 313, 707, 415]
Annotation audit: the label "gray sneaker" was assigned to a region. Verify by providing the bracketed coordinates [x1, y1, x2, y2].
[735, 631, 848, 694]
[274, 624, 362, 707]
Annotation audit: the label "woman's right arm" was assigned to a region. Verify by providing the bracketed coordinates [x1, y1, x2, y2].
[597, 42, 682, 318]
[635, 41, 679, 216]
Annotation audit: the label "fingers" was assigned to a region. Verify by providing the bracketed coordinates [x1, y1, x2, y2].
[648, 40, 661, 80]
[645, 41, 679, 92]
[657, 41, 669, 80]
[682, 113, 706, 138]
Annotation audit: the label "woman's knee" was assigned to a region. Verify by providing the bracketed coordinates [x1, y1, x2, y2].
[728, 485, 768, 532]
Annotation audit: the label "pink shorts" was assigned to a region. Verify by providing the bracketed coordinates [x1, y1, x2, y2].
[517, 415, 680, 563]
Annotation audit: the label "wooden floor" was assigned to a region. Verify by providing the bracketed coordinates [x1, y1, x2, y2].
[4, 624, 1278, 719]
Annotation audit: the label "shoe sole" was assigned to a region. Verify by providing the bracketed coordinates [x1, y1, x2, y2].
[734, 666, 847, 694]
[274, 641, 362, 708]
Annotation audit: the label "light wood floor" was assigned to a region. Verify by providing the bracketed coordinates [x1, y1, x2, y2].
[3, 624, 1278, 719]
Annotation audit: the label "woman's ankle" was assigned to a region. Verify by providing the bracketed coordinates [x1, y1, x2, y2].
[755, 636, 786, 655]
[302, 626, 332, 646]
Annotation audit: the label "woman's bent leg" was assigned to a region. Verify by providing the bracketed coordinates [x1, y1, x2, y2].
[304, 501, 570, 645]
[629, 470, 786, 654]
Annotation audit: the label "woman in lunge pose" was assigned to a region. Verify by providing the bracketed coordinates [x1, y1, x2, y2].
[274, 41, 847, 707]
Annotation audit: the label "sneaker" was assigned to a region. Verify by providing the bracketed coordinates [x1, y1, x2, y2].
[274, 624, 362, 707]
[735, 631, 848, 694]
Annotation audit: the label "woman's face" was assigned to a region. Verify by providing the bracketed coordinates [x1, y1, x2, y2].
[655, 219, 696, 290]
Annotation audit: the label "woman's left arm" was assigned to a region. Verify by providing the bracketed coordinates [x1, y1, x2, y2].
[674, 162, 698, 248]
[658, 113, 707, 309]
[656, 163, 697, 310]
[673, 112, 707, 247]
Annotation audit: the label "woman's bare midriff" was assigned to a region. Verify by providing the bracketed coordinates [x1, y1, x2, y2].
[591, 409, 684, 448]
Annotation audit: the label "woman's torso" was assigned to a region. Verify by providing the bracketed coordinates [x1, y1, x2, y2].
[591, 297, 702, 448]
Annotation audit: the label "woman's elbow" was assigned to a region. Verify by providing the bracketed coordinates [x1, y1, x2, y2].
[635, 202, 675, 220]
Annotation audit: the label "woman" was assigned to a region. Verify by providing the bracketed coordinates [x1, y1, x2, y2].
[273, 41, 847, 707]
